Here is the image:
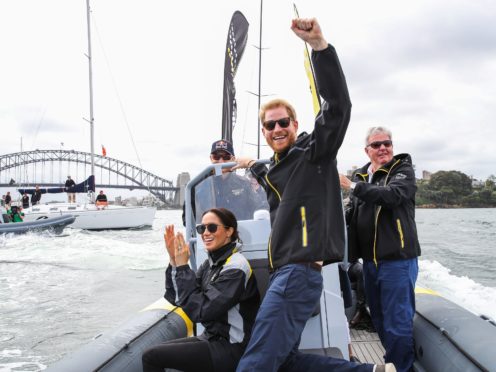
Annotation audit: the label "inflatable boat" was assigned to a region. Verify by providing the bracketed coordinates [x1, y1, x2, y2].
[46, 163, 496, 372]
[0, 208, 75, 235]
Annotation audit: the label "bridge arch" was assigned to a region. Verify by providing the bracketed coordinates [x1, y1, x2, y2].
[0, 150, 179, 206]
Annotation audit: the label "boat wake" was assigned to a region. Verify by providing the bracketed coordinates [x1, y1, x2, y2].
[419, 259, 496, 320]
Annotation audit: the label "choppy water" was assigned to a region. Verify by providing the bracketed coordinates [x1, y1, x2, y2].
[0, 208, 495, 371]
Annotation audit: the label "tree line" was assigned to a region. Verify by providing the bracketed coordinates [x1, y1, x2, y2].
[416, 171, 496, 208]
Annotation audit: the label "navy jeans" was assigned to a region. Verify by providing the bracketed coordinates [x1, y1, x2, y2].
[363, 258, 418, 372]
[236, 263, 374, 372]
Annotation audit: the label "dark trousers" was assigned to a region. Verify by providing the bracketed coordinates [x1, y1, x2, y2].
[236, 263, 374, 372]
[142, 336, 214, 372]
[348, 261, 366, 309]
[363, 258, 418, 372]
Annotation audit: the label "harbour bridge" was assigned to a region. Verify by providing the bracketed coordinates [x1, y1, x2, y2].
[0, 150, 185, 207]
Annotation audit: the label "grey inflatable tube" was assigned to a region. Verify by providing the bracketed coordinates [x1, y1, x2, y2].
[414, 290, 496, 372]
[46, 299, 191, 372]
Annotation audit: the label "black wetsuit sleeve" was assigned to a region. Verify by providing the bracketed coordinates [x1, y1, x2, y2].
[250, 163, 269, 192]
[353, 162, 416, 207]
[165, 263, 203, 306]
[308, 45, 352, 161]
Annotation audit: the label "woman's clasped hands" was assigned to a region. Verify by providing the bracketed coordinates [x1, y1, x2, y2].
[164, 225, 190, 267]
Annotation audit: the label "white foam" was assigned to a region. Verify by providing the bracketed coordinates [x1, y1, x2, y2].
[419, 259, 496, 320]
[0, 349, 46, 372]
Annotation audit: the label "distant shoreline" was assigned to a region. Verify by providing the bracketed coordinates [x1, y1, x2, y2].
[416, 204, 495, 209]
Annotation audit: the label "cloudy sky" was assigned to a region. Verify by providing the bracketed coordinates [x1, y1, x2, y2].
[1, 0, 495, 190]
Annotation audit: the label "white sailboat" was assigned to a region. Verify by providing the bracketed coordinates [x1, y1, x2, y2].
[22, 201, 156, 230]
[21, 0, 156, 230]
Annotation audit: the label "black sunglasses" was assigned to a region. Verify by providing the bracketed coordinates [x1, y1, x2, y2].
[262, 117, 291, 131]
[367, 140, 393, 150]
[196, 223, 227, 234]
[211, 153, 232, 161]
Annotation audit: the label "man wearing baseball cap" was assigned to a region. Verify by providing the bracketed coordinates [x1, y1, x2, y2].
[209, 139, 236, 174]
[201, 139, 267, 220]
[183, 139, 268, 226]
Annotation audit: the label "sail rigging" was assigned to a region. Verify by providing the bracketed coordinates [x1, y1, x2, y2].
[85, 0, 95, 196]
[221, 11, 249, 143]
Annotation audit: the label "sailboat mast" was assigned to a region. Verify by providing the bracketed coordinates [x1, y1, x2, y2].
[257, 0, 263, 159]
[86, 0, 95, 200]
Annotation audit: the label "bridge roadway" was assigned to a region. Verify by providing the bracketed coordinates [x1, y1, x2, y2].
[0, 150, 183, 206]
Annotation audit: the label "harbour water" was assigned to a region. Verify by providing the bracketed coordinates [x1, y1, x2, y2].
[1, 208, 495, 371]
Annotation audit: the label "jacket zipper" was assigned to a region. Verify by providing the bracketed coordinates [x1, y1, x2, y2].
[372, 206, 381, 266]
[396, 219, 405, 248]
[372, 159, 401, 266]
[264, 173, 281, 270]
[268, 235, 274, 269]
[300, 206, 308, 247]
[264, 174, 281, 201]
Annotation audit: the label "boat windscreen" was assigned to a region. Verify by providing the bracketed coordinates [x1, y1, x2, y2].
[194, 172, 268, 222]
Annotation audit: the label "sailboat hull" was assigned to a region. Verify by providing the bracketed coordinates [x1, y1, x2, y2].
[23, 203, 156, 230]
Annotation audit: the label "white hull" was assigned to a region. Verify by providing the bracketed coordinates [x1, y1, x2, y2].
[23, 203, 156, 230]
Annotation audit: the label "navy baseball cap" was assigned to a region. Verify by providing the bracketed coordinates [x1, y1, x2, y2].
[210, 139, 234, 156]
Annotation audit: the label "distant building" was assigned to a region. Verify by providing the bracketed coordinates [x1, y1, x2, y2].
[175, 172, 190, 206]
[142, 195, 156, 206]
[422, 171, 432, 180]
[125, 196, 138, 206]
[471, 178, 484, 188]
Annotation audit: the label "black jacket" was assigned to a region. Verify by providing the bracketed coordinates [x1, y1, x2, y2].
[22, 196, 30, 208]
[65, 179, 76, 190]
[251, 45, 351, 270]
[96, 194, 107, 202]
[31, 190, 42, 204]
[347, 153, 421, 263]
[165, 242, 260, 368]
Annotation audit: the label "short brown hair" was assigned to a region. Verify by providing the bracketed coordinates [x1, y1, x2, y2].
[259, 98, 297, 123]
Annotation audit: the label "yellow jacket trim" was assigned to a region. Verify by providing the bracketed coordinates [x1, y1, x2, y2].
[268, 235, 274, 269]
[373, 206, 381, 266]
[265, 174, 281, 201]
[396, 219, 405, 248]
[300, 206, 308, 247]
[372, 159, 401, 266]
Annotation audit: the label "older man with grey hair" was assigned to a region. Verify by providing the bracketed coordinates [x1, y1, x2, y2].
[340, 126, 421, 372]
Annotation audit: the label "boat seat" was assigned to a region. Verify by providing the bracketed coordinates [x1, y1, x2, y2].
[338, 264, 353, 308]
[302, 347, 344, 359]
[248, 258, 271, 300]
[248, 257, 320, 317]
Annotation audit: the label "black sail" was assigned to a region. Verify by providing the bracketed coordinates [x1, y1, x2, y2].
[221, 11, 249, 143]
[18, 175, 96, 195]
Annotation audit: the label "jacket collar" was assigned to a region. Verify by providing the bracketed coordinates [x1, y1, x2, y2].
[208, 242, 237, 266]
[271, 131, 308, 164]
[358, 153, 411, 175]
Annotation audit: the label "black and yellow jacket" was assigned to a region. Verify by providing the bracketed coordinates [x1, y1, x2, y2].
[251, 44, 351, 270]
[165, 242, 260, 347]
[347, 153, 421, 263]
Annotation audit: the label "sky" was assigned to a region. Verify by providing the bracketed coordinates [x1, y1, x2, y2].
[1, 0, 495, 192]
